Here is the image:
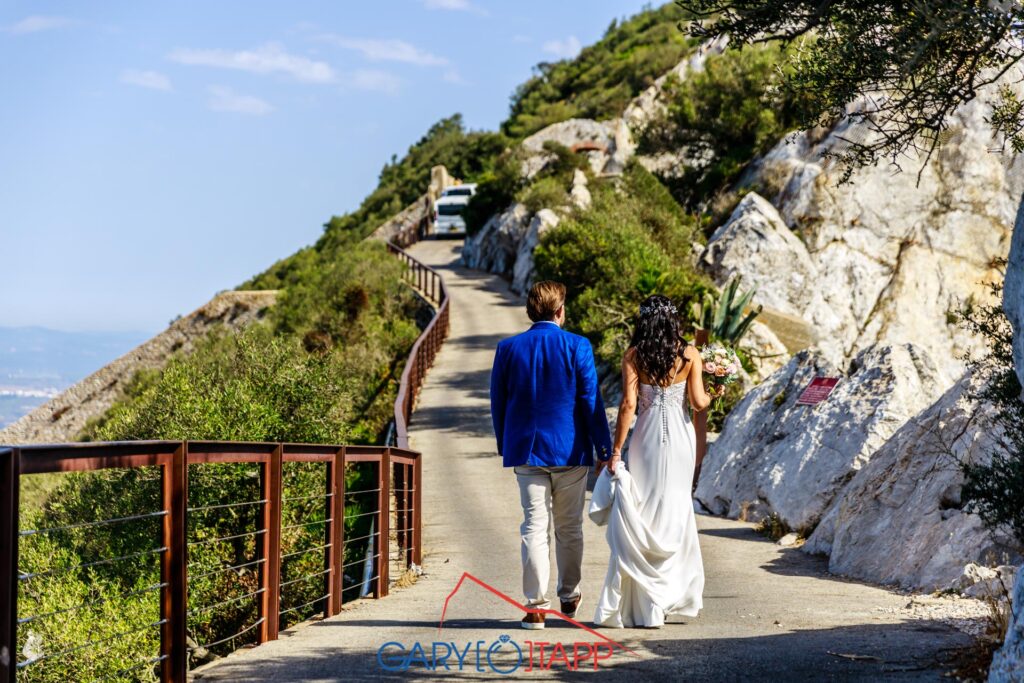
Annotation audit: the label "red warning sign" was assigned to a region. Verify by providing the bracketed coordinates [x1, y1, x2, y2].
[796, 377, 840, 406]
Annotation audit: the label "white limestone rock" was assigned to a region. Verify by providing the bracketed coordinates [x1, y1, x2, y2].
[694, 343, 950, 532]
[520, 118, 617, 178]
[951, 563, 1018, 601]
[461, 203, 531, 277]
[989, 562, 1024, 682]
[805, 375, 1020, 590]
[739, 320, 791, 379]
[569, 169, 591, 211]
[723, 76, 1024, 380]
[511, 209, 560, 295]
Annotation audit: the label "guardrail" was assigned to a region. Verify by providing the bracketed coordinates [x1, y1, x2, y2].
[0, 441, 421, 682]
[0, 212, 450, 682]
[387, 236, 450, 450]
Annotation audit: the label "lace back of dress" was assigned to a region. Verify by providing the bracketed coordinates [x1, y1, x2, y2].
[638, 382, 687, 444]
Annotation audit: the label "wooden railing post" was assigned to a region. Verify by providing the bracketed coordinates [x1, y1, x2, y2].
[375, 450, 391, 598]
[693, 329, 710, 489]
[1, 448, 20, 683]
[259, 445, 283, 642]
[326, 448, 346, 616]
[160, 443, 187, 683]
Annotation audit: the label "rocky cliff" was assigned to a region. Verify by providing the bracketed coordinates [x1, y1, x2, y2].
[0, 291, 276, 445]
[708, 88, 1024, 381]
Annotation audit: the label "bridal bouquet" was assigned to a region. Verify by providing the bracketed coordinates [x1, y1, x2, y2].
[701, 343, 741, 391]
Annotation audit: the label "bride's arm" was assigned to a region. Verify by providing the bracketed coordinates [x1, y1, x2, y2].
[686, 344, 720, 412]
[608, 349, 640, 473]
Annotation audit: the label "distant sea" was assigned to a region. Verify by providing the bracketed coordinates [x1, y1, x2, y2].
[0, 326, 150, 429]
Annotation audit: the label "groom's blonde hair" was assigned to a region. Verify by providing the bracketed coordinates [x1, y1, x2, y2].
[527, 281, 566, 322]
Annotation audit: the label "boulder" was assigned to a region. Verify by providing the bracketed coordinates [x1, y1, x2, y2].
[1007, 201, 1024, 398]
[950, 563, 1018, 601]
[694, 343, 950, 532]
[511, 209, 560, 295]
[990, 563, 1024, 682]
[805, 375, 1021, 590]
[520, 119, 617, 178]
[739, 320, 791, 379]
[461, 203, 531, 276]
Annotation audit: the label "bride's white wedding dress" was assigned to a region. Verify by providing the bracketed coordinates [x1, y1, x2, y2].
[590, 380, 704, 628]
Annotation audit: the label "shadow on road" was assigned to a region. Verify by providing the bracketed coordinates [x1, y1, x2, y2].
[193, 619, 970, 682]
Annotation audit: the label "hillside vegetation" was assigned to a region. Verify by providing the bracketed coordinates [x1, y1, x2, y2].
[17, 3, 796, 679]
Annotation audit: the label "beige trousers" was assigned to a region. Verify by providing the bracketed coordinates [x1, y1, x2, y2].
[514, 465, 588, 608]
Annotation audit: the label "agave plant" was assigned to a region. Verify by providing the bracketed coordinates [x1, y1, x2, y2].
[691, 276, 762, 345]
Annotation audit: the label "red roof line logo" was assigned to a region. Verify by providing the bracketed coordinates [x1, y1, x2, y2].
[438, 571, 639, 656]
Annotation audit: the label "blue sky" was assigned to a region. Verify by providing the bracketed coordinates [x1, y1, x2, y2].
[0, 0, 655, 334]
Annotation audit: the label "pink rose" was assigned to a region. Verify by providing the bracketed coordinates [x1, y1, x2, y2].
[704, 362, 718, 373]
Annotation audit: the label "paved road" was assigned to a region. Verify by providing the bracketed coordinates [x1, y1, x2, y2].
[194, 239, 972, 682]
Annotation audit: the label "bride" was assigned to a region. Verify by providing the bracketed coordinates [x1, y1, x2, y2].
[591, 294, 721, 628]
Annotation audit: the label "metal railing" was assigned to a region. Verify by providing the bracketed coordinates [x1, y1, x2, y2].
[0, 441, 422, 682]
[0, 207, 450, 682]
[386, 230, 450, 450]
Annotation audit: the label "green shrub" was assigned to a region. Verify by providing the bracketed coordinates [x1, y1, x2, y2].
[462, 149, 526, 235]
[516, 176, 570, 214]
[639, 41, 803, 209]
[503, 4, 699, 138]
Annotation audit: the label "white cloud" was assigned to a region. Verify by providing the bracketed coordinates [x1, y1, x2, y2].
[345, 69, 401, 94]
[442, 69, 469, 86]
[321, 36, 448, 67]
[120, 69, 172, 91]
[542, 35, 582, 60]
[168, 43, 334, 83]
[4, 15, 71, 34]
[207, 86, 273, 115]
[422, 0, 485, 14]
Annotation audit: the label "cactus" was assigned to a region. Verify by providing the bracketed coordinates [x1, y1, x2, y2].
[691, 276, 762, 345]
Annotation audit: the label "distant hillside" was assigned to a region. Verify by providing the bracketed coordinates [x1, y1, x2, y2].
[0, 326, 149, 427]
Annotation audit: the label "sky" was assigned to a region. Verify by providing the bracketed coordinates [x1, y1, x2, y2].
[0, 0, 656, 334]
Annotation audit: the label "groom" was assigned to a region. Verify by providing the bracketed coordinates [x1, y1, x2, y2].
[490, 280, 612, 630]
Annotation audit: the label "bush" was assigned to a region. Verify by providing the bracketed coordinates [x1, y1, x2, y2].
[958, 276, 1024, 546]
[516, 177, 569, 214]
[639, 42, 804, 209]
[462, 149, 526, 235]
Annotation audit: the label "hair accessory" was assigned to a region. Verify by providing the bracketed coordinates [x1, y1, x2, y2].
[638, 301, 678, 317]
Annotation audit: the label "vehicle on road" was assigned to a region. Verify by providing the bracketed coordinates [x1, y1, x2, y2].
[434, 193, 472, 236]
[440, 183, 476, 199]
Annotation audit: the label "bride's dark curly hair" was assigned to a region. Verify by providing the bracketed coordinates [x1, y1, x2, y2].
[630, 294, 688, 386]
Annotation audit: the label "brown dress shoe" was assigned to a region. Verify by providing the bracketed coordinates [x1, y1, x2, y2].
[560, 593, 581, 618]
[521, 611, 546, 630]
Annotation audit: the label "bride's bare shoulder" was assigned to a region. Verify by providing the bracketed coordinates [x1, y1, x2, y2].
[682, 343, 700, 361]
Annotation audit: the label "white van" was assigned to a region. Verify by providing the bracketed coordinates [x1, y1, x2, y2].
[441, 183, 477, 199]
[434, 195, 470, 235]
